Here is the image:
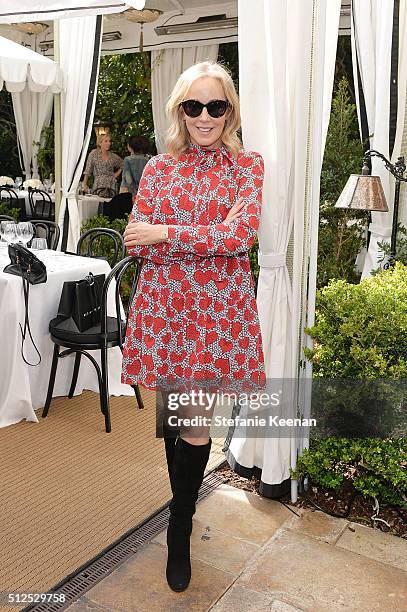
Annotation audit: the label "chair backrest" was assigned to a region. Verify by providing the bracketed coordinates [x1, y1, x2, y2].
[92, 187, 116, 199]
[99, 192, 133, 222]
[28, 188, 54, 220]
[0, 214, 15, 222]
[0, 187, 18, 205]
[100, 256, 142, 349]
[31, 220, 60, 250]
[76, 227, 126, 267]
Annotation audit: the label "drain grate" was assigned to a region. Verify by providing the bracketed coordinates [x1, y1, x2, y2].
[22, 465, 226, 612]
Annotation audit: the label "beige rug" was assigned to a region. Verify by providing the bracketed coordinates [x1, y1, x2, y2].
[0, 389, 225, 606]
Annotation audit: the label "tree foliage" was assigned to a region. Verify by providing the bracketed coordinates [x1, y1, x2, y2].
[318, 76, 365, 287]
[93, 52, 154, 157]
[0, 90, 20, 178]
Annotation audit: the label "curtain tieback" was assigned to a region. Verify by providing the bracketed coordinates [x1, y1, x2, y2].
[62, 191, 77, 199]
[257, 252, 286, 268]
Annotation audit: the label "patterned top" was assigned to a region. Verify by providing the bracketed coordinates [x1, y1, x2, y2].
[120, 153, 149, 195]
[121, 143, 266, 392]
[84, 149, 123, 193]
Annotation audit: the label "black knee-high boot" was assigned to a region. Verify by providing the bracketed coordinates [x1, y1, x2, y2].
[162, 422, 178, 493]
[166, 437, 212, 592]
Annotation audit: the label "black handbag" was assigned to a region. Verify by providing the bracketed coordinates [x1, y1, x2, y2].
[4, 242, 47, 284]
[57, 272, 105, 332]
[3, 243, 47, 366]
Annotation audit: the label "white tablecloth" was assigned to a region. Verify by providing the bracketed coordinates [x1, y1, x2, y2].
[77, 195, 104, 226]
[0, 247, 133, 428]
[17, 191, 105, 226]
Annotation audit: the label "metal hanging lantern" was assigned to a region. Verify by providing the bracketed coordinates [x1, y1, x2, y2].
[124, 8, 163, 53]
[12, 22, 48, 35]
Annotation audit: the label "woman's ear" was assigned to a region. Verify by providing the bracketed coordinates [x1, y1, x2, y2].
[179, 106, 186, 122]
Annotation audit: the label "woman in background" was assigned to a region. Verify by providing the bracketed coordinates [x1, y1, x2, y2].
[83, 133, 123, 196]
[120, 135, 150, 196]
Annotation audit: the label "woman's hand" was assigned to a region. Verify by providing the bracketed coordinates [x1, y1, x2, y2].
[124, 222, 167, 247]
[224, 197, 247, 225]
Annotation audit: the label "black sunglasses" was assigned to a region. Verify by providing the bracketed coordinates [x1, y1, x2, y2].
[180, 99, 230, 118]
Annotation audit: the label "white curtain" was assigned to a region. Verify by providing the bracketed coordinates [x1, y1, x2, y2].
[11, 89, 54, 179]
[57, 16, 102, 252]
[151, 45, 219, 154]
[0, 1, 145, 23]
[352, 0, 407, 276]
[225, 0, 340, 498]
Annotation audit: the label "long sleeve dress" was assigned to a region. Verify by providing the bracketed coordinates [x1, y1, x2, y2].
[84, 149, 123, 193]
[121, 142, 266, 393]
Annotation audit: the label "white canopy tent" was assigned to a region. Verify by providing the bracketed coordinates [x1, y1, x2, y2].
[0, 1, 145, 23]
[0, 35, 62, 180]
[0, 35, 62, 92]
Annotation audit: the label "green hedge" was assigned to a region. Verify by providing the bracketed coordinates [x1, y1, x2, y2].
[292, 437, 407, 509]
[0, 202, 20, 221]
[295, 264, 407, 509]
[304, 263, 407, 378]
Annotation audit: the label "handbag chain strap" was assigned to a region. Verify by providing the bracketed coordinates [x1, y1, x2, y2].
[19, 269, 41, 367]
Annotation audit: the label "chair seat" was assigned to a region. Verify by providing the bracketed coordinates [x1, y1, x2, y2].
[49, 316, 125, 345]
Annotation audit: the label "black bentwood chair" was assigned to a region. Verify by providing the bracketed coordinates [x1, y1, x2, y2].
[76, 228, 125, 267]
[31, 220, 60, 250]
[0, 187, 25, 220]
[0, 214, 15, 222]
[42, 256, 144, 433]
[92, 187, 116, 199]
[28, 188, 54, 221]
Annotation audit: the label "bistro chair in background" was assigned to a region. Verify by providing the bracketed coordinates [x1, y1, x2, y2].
[92, 187, 116, 199]
[28, 188, 54, 221]
[0, 187, 25, 220]
[98, 192, 133, 222]
[76, 228, 125, 267]
[42, 256, 144, 433]
[0, 214, 15, 222]
[31, 220, 60, 250]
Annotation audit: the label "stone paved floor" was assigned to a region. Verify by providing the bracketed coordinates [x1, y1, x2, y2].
[67, 484, 407, 612]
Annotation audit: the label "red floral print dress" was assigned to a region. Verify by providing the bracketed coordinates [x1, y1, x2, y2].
[121, 143, 266, 392]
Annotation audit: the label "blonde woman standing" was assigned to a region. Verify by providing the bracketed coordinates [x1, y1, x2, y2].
[83, 133, 123, 195]
[122, 61, 265, 592]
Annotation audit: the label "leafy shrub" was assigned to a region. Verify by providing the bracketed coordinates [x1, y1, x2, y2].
[34, 124, 55, 180]
[248, 238, 259, 288]
[299, 264, 407, 509]
[0, 202, 20, 221]
[292, 437, 407, 509]
[304, 263, 407, 378]
[378, 223, 407, 267]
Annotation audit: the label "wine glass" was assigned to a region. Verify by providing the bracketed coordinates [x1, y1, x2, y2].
[14, 177, 23, 190]
[43, 178, 52, 193]
[1, 221, 17, 244]
[0, 221, 11, 247]
[16, 222, 34, 246]
[31, 237, 48, 250]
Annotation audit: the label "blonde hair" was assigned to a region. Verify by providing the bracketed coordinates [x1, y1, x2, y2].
[96, 133, 110, 148]
[165, 61, 241, 159]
